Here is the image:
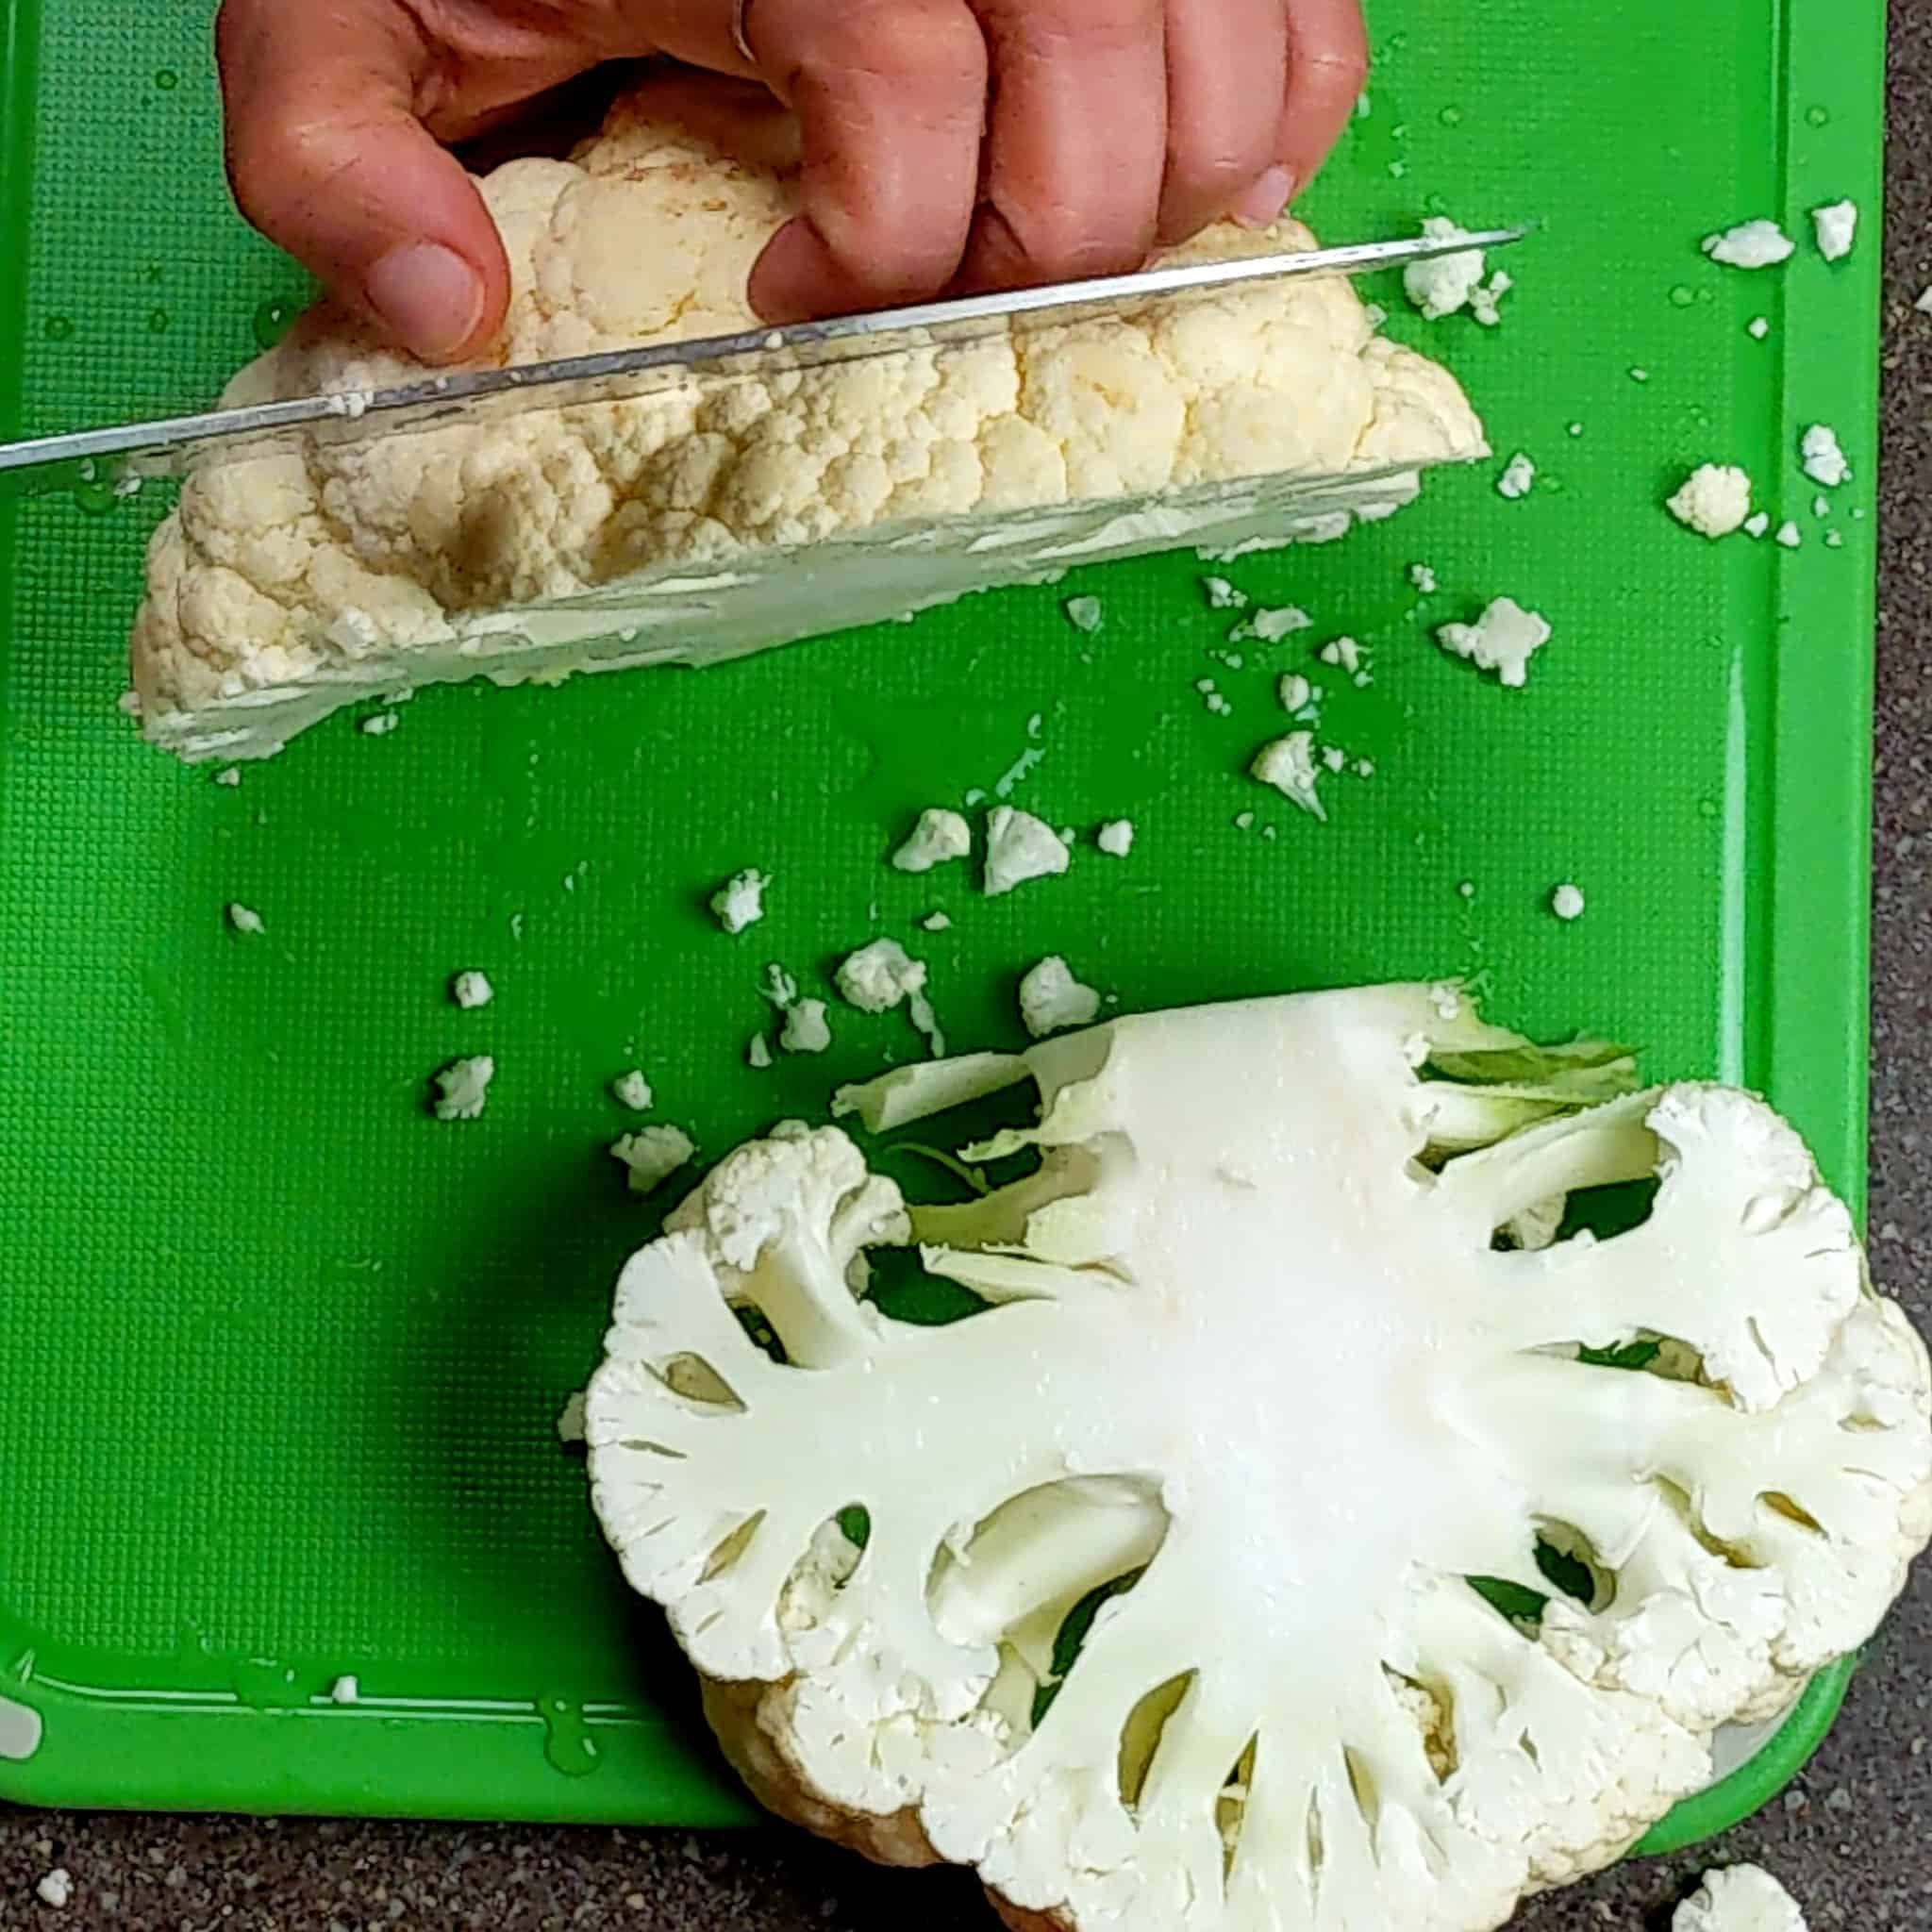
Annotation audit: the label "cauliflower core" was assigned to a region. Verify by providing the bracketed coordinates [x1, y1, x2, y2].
[584, 987, 1930, 1932]
[129, 80, 1486, 761]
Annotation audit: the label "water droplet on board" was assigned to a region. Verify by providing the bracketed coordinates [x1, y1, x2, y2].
[253, 298, 296, 350]
[538, 1695, 601, 1776]
[42, 315, 73, 341]
[1669, 285, 1696, 308]
[147, 308, 170, 334]
[155, 68, 179, 91]
[1806, 104, 1830, 126]
[1438, 106, 1463, 126]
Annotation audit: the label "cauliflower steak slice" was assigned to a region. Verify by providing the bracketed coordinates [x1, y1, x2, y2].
[584, 987, 1931, 1932]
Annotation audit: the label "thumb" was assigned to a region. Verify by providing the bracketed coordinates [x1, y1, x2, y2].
[216, 0, 511, 362]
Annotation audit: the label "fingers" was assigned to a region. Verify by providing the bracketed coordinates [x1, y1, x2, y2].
[1159, 0, 1290, 242]
[1274, 0, 1369, 203]
[215, 0, 512, 361]
[957, 0, 1167, 291]
[738, 0, 989, 322]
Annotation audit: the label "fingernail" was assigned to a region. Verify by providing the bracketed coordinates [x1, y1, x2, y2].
[748, 219, 841, 324]
[365, 242, 485, 360]
[1232, 165, 1295, 231]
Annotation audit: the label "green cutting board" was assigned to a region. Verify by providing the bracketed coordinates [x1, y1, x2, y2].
[0, 0, 1881, 1842]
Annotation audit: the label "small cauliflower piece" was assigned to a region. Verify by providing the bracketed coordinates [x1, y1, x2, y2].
[1277, 673, 1312, 713]
[1063, 596, 1105, 635]
[432, 1055, 495, 1121]
[1669, 464, 1754, 539]
[1744, 510, 1771, 539]
[1095, 820, 1135, 858]
[1551, 882, 1587, 921]
[1250, 731, 1325, 819]
[129, 80, 1485, 763]
[612, 1069, 655, 1111]
[584, 987, 1931, 1932]
[984, 808, 1071, 896]
[450, 970, 493, 1009]
[1404, 216, 1490, 318]
[747, 1034, 774, 1069]
[329, 1674, 360, 1705]
[1241, 606, 1313, 642]
[610, 1124, 696, 1191]
[1703, 219, 1795, 268]
[1810, 200, 1857, 262]
[836, 940, 928, 1015]
[226, 902, 265, 936]
[709, 869, 769, 936]
[1776, 520, 1803, 550]
[1495, 451, 1536, 499]
[1017, 957, 1102, 1039]
[779, 1000, 833, 1055]
[891, 808, 972, 875]
[1435, 597, 1552, 688]
[1675, 1864, 1808, 1932]
[1409, 562, 1439, 593]
[36, 1871, 73, 1910]
[1200, 575, 1246, 610]
[1800, 425, 1851, 488]
[557, 1390, 589, 1443]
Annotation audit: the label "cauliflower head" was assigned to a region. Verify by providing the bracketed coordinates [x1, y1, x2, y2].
[584, 986, 1930, 1932]
[130, 78, 1486, 759]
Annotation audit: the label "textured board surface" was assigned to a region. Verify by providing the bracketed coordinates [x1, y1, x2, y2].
[0, 0, 1881, 1834]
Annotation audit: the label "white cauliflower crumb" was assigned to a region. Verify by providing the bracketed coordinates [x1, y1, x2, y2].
[1318, 636, 1362, 674]
[1244, 605, 1313, 641]
[1321, 745, 1347, 774]
[983, 807, 1071, 895]
[1744, 511, 1771, 538]
[1495, 452, 1536, 499]
[1551, 882, 1587, 922]
[432, 1055, 495, 1121]
[1017, 957, 1102, 1039]
[1748, 316, 1771, 340]
[1630, 366, 1650, 382]
[747, 1033, 773, 1068]
[778, 999, 832, 1055]
[709, 868, 769, 935]
[1250, 732, 1326, 820]
[1434, 598, 1552, 688]
[836, 940, 927, 1014]
[1668, 464, 1754, 539]
[1096, 819, 1136, 858]
[214, 765, 241, 786]
[1674, 1864, 1807, 1932]
[1278, 673, 1313, 714]
[1063, 595, 1104, 634]
[329, 1674, 360, 1705]
[1468, 268, 1512, 327]
[1703, 219, 1795, 268]
[1811, 200, 1857, 262]
[1200, 575, 1246, 609]
[891, 808, 972, 874]
[611, 1069, 654, 1112]
[1919, 286, 1932, 313]
[610, 1124, 696, 1191]
[1404, 217, 1489, 319]
[36, 1870, 72, 1910]
[759, 962, 799, 1008]
[1825, 530, 1845, 549]
[1354, 758, 1375, 778]
[450, 970, 493, 1009]
[1776, 520, 1803, 549]
[556, 1391, 588, 1442]
[921, 910, 953, 931]
[226, 902, 265, 935]
[1800, 424, 1851, 488]
[1408, 563, 1438, 593]
[358, 710, 399, 737]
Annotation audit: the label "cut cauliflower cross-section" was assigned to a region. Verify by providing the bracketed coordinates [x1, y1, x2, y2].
[583, 987, 1930, 1932]
[128, 76, 1486, 762]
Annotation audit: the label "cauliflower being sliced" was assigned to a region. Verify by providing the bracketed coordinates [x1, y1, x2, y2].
[584, 986, 1930, 1932]
[128, 79, 1487, 761]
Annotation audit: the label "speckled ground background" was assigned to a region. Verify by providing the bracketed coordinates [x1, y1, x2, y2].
[5, 19, 1931, 1931]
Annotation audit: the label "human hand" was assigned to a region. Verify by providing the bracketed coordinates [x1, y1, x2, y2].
[215, 0, 1368, 361]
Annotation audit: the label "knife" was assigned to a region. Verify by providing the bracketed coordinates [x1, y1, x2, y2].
[0, 227, 1524, 499]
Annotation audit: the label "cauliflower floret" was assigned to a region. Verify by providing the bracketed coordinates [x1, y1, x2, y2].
[1095, 820, 1135, 858]
[984, 809, 1071, 896]
[1799, 425, 1851, 489]
[892, 809, 972, 875]
[432, 1055, 494, 1121]
[1703, 220, 1795, 268]
[128, 78, 1486, 762]
[610, 1124, 695, 1192]
[611, 1069, 654, 1111]
[1435, 597, 1552, 687]
[450, 970, 493, 1008]
[710, 869, 769, 935]
[585, 987, 1930, 1932]
[780, 1000, 833, 1055]
[1404, 217, 1490, 319]
[1674, 1864, 1807, 1932]
[1249, 731, 1325, 819]
[1017, 958, 1101, 1039]
[836, 941, 928, 1014]
[1669, 465, 1754, 539]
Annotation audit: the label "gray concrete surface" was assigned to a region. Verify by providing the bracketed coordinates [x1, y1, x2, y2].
[5, 23, 1931, 1932]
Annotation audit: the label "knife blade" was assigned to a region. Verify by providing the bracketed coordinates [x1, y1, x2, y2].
[0, 227, 1524, 498]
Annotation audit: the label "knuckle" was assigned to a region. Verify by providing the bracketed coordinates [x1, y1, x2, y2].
[777, 0, 984, 90]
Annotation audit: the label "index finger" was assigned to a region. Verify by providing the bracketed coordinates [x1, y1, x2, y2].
[740, 0, 989, 321]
